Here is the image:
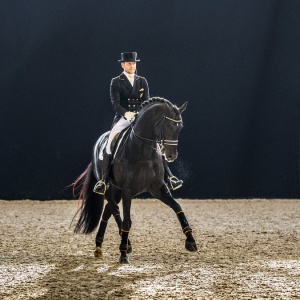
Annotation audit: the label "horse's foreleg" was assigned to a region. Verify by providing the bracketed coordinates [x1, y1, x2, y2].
[119, 194, 132, 264]
[113, 209, 133, 254]
[155, 184, 197, 252]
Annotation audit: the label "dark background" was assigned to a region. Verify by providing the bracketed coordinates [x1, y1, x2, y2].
[1, 0, 299, 200]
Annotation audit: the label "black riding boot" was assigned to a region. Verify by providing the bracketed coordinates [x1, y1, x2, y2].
[93, 154, 112, 195]
[163, 158, 183, 190]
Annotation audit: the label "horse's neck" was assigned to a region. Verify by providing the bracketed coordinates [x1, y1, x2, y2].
[133, 120, 155, 140]
[133, 105, 163, 138]
[126, 106, 162, 155]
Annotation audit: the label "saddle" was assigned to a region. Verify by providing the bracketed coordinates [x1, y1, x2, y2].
[99, 127, 131, 161]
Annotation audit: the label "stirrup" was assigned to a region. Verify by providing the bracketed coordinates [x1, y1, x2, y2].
[93, 180, 107, 195]
[168, 176, 183, 190]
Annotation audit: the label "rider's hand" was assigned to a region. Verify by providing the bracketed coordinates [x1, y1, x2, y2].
[124, 111, 136, 122]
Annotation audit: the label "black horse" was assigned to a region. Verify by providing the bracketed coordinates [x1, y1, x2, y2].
[73, 97, 197, 263]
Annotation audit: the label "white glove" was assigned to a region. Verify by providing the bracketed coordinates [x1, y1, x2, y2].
[124, 111, 136, 122]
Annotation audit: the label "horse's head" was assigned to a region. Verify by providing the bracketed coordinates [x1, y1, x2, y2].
[156, 101, 188, 162]
[134, 98, 188, 162]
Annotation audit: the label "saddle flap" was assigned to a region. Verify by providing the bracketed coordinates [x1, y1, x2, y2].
[98, 127, 130, 161]
[112, 127, 131, 160]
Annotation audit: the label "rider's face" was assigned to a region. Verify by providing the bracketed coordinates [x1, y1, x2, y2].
[121, 62, 136, 74]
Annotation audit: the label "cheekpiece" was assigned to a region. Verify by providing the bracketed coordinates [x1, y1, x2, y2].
[118, 52, 140, 62]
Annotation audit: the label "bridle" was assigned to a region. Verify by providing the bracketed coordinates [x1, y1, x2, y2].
[131, 105, 182, 150]
[158, 116, 182, 147]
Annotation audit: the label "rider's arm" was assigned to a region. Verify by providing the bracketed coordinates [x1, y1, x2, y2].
[110, 78, 127, 117]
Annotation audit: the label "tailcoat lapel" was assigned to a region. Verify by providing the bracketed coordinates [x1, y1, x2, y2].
[133, 75, 140, 87]
[119, 73, 132, 90]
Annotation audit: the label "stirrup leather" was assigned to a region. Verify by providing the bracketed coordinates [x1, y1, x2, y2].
[93, 180, 107, 195]
[168, 176, 183, 190]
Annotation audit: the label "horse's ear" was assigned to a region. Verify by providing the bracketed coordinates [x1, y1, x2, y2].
[178, 101, 188, 113]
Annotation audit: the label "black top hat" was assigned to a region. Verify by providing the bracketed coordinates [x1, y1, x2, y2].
[118, 52, 140, 62]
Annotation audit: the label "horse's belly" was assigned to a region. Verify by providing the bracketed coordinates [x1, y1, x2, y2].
[113, 160, 163, 193]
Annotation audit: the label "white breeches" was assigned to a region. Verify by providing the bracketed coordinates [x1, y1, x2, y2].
[106, 117, 131, 154]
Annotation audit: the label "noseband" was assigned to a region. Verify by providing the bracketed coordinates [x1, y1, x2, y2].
[159, 116, 182, 147]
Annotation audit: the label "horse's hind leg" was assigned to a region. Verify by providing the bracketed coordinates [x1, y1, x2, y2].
[94, 202, 114, 258]
[153, 184, 197, 252]
[94, 186, 132, 258]
[94, 190, 132, 258]
[94, 187, 125, 258]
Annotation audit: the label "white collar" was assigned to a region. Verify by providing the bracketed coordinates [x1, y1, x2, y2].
[123, 71, 135, 78]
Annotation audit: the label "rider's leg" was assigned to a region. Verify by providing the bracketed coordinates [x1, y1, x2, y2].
[163, 158, 183, 190]
[93, 117, 130, 195]
[106, 118, 131, 154]
[93, 151, 112, 195]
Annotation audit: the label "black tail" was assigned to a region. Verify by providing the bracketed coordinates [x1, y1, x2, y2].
[72, 163, 104, 234]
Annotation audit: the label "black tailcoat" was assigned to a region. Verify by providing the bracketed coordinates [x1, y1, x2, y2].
[110, 73, 149, 125]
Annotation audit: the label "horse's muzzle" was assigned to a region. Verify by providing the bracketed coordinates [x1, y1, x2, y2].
[162, 147, 178, 162]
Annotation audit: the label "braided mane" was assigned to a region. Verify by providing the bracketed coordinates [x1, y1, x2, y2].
[139, 97, 174, 112]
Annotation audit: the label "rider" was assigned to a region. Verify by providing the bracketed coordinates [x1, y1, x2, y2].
[93, 52, 183, 194]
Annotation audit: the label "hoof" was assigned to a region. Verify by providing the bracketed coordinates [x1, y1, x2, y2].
[94, 247, 103, 258]
[185, 240, 198, 252]
[118, 255, 130, 264]
[127, 244, 132, 254]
